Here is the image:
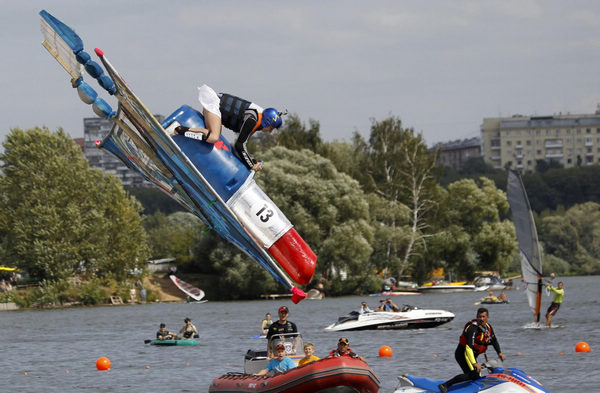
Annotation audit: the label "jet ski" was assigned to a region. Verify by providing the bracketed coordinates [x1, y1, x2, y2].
[392, 362, 549, 393]
[324, 305, 454, 331]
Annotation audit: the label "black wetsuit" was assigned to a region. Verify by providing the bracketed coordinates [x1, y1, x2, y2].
[443, 320, 502, 388]
[219, 93, 264, 169]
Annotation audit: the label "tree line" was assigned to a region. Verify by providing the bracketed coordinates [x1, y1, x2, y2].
[1, 118, 598, 302]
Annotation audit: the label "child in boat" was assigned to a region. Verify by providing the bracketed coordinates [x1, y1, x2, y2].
[298, 343, 320, 366]
[256, 344, 295, 376]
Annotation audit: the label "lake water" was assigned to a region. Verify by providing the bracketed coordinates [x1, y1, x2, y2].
[2, 275, 598, 392]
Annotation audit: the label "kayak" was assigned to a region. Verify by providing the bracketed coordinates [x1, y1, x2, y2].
[149, 339, 199, 346]
[210, 356, 380, 393]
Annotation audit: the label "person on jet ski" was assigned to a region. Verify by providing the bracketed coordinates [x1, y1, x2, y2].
[438, 307, 506, 393]
[173, 84, 284, 172]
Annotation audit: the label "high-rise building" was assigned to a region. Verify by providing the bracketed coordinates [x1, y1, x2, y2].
[481, 108, 600, 172]
[83, 115, 163, 187]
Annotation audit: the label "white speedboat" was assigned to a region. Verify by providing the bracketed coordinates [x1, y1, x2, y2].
[324, 306, 454, 332]
[474, 274, 506, 291]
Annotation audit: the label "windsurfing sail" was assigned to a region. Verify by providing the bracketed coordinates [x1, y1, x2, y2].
[38, 10, 316, 303]
[506, 170, 543, 322]
[170, 275, 205, 301]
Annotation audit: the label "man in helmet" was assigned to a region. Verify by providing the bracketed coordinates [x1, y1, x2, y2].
[174, 84, 283, 172]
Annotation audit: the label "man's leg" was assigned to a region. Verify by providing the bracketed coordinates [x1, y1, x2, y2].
[203, 109, 222, 144]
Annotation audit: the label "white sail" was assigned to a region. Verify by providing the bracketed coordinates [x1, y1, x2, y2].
[169, 275, 205, 301]
[507, 171, 543, 322]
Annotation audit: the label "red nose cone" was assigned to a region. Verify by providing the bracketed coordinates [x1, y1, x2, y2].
[291, 286, 306, 304]
[268, 228, 316, 285]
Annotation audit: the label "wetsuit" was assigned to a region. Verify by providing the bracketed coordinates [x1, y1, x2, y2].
[443, 319, 503, 388]
[218, 93, 265, 169]
[546, 285, 564, 316]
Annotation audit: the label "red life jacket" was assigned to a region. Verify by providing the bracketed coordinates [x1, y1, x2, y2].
[458, 319, 493, 355]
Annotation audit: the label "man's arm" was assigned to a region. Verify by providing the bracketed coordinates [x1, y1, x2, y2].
[234, 111, 259, 169]
[463, 325, 480, 370]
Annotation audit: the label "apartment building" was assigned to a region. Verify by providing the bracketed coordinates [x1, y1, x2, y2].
[481, 109, 600, 171]
[83, 115, 163, 187]
[431, 137, 482, 171]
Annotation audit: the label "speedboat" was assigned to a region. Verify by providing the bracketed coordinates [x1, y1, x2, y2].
[324, 306, 454, 332]
[244, 333, 305, 374]
[210, 356, 380, 393]
[392, 362, 549, 392]
[418, 281, 476, 293]
[474, 274, 506, 291]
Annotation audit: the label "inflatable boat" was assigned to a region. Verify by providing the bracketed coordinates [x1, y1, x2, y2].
[210, 356, 380, 393]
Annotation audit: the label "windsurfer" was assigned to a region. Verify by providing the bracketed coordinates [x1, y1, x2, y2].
[438, 308, 506, 393]
[545, 281, 564, 327]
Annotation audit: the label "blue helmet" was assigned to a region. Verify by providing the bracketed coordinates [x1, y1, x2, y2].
[261, 108, 283, 129]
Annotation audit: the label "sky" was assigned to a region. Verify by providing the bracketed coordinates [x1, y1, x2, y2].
[2, 1, 600, 148]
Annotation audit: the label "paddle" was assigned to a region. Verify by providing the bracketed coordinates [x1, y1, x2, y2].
[144, 334, 199, 344]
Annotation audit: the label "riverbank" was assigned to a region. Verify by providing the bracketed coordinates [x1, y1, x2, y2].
[0, 273, 188, 310]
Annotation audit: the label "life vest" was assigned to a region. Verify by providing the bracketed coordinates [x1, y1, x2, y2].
[458, 319, 493, 355]
[328, 349, 358, 358]
[219, 93, 262, 133]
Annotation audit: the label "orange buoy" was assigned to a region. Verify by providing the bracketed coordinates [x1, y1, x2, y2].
[145, 365, 150, 369]
[378, 345, 393, 357]
[575, 342, 591, 353]
[96, 357, 111, 371]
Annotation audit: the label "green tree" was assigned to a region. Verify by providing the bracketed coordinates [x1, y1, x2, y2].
[255, 113, 323, 153]
[258, 147, 374, 286]
[143, 211, 204, 264]
[359, 117, 440, 277]
[436, 177, 516, 276]
[0, 127, 149, 281]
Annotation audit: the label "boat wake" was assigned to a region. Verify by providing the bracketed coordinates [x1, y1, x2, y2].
[522, 322, 545, 329]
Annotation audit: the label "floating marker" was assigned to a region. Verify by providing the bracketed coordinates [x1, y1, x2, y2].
[96, 357, 111, 371]
[575, 341, 591, 353]
[378, 345, 392, 357]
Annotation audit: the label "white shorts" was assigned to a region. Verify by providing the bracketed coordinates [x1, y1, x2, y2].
[197, 84, 222, 117]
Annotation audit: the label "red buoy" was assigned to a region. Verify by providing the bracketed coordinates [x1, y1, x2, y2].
[378, 345, 393, 357]
[96, 357, 111, 371]
[575, 342, 591, 353]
